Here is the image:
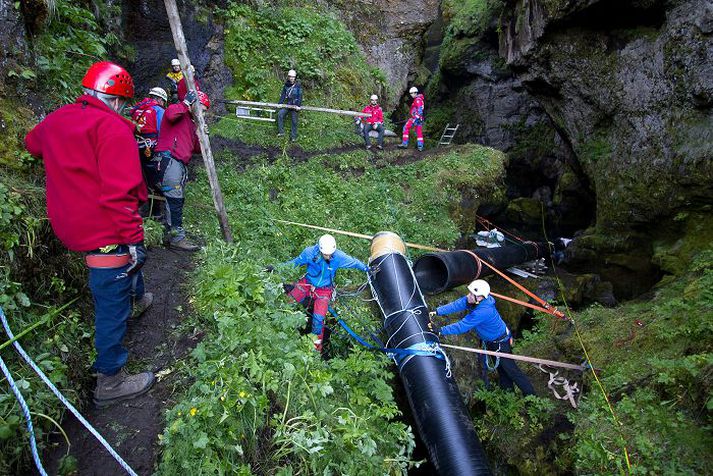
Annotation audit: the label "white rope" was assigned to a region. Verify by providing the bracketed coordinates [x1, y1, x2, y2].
[0, 308, 139, 476]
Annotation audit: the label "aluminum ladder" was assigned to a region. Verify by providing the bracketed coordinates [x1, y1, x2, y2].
[438, 123, 460, 147]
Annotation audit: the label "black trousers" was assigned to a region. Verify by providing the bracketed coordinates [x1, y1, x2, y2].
[481, 339, 536, 396]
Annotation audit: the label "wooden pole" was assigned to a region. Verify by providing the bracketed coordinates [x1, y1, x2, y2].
[273, 219, 445, 252]
[163, 0, 233, 243]
[224, 100, 371, 118]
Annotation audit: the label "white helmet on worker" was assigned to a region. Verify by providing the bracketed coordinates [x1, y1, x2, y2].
[409, 86, 418, 95]
[318, 234, 337, 255]
[149, 87, 168, 103]
[370, 94, 378, 101]
[467, 279, 490, 298]
[287, 69, 297, 78]
[171, 58, 180, 67]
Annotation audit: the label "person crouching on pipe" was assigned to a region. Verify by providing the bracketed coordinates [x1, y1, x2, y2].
[268, 234, 369, 351]
[429, 279, 536, 396]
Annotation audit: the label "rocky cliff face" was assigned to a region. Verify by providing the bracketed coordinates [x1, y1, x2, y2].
[375, 0, 713, 297]
[500, 0, 713, 229]
[492, 0, 713, 295]
[323, 0, 440, 107]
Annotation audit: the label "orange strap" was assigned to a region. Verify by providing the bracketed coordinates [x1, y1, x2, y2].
[85, 253, 130, 269]
[458, 249, 567, 320]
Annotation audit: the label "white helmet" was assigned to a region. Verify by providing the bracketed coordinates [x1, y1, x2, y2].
[287, 69, 297, 77]
[149, 87, 168, 102]
[370, 94, 378, 101]
[318, 234, 337, 255]
[409, 86, 418, 94]
[171, 59, 180, 67]
[467, 279, 490, 298]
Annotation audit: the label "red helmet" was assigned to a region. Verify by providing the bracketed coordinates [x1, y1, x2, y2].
[82, 61, 134, 98]
[197, 91, 211, 109]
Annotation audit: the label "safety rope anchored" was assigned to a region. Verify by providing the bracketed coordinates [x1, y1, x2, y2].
[0, 307, 139, 476]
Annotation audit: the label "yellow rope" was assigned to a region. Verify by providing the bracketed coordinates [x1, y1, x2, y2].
[539, 205, 632, 474]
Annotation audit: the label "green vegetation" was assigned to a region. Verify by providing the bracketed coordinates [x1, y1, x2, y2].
[475, 244, 713, 474]
[30, 0, 132, 106]
[0, 97, 92, 474]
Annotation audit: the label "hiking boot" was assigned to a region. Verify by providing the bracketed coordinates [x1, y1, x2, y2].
[132, 292, 154, 319]
[94, 369, 155, 407]
[417, 146, 424, 152]
[366, 144, 371, 150]
[313, 338, 323, 352]
[170, 237, 200, 252]
[397, 143, 408, 149]
[376, 145, 383, 150]
[277, 132, 285, 137]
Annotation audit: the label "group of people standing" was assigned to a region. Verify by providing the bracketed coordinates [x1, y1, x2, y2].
[275, 70, 427, 151]
[24, 59, 210, 406]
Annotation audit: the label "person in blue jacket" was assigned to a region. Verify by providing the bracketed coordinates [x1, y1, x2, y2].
[281, 234, 368, 350]
[429, 279, 535, 396]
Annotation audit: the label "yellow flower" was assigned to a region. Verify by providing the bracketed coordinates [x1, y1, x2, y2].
[190, 407, 197, 416]
[239, 391, 247, 398]
[220, 396, 225, 401]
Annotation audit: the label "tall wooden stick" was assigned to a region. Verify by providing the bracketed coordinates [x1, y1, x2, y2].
[163, 0, 233, 243]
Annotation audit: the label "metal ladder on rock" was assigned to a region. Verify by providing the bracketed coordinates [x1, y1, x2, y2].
[438, 123, 460, 147]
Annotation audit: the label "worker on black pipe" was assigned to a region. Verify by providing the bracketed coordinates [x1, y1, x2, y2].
[269, 234, 369, 351]
[429, 279, 536, 396]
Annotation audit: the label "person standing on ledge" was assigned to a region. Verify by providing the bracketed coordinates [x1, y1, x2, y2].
[398, 86, 425, 152]
[277, 69, 302, 142]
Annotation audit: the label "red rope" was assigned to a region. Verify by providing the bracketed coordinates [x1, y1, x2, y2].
[458, 249, 568, 320]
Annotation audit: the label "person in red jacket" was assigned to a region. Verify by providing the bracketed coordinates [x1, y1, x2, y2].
[398, 86, 425, 151]
[176, 65, 200, 102]
[152, 89, 210, 251]
[361, 94, 385, 150]
[25, 61, 155, 407]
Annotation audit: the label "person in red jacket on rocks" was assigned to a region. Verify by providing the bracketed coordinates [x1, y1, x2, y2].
[25, 61, 155, 407]
[152, 89, 210, 251]
[361, 94, 385, 150]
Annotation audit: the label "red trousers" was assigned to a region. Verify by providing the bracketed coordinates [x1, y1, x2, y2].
[288, 277, 332, 335]
[402, 118, 424, 145]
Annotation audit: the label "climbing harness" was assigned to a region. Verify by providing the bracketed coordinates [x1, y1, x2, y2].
[538, 364, 581, 408]
[0, 307, 139, 476]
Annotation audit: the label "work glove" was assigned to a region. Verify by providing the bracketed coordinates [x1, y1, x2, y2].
[183, 90, 197, 107]
[126, 242, 147, 276]
[428, 311, 437, 318]
[428, 320, 440, 335]
[263, 265, 275, 273]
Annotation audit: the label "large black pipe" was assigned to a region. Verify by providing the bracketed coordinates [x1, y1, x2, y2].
[413, 242, 548, 294]
[368, 232, 491, 476]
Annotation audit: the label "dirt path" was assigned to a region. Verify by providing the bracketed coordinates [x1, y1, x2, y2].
[42, 247, 198, 476]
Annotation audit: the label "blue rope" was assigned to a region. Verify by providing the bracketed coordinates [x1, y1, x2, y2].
[329, 306, 446, 362]
[0, 353, 47, 476]
[0, 307, 139, 476]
